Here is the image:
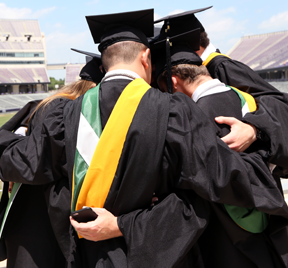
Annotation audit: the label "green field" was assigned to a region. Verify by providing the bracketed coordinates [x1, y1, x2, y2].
[0, 113, 15, 127]
[0, 113, 15, 198]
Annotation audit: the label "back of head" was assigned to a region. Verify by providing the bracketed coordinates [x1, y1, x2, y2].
[158, 64, 210, 92]
[101, 41, 148, 72]
[200, 31, 210, 49]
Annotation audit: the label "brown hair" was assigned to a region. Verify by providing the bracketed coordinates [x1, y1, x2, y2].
[199, 31, 210, 49]
[29, 79, 96, 122]
[101, 41, 147, 71]
[158, 64, 210, 88]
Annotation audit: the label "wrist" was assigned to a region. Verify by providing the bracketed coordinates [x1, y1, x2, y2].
[249, 124, 257, 143]
[113, 217, 123, 237]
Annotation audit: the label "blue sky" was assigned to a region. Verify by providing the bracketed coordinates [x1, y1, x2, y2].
[1, 1, 288, 79]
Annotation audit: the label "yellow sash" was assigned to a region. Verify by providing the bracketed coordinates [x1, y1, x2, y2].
[202, 52, 231, 66]
[75, 78, 150, 211]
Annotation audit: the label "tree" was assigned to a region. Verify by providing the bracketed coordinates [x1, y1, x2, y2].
[48, 77, 65, 90]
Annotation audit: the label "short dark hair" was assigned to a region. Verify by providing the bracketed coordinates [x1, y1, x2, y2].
[158, 64, 210, 88]
[199, 31, 210, 49]
[101, 41, 147, 71]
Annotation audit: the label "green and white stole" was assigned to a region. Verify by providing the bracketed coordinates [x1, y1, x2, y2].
[0, 183, 21, 239]
[224, 86, 269, 233]
[202, 52, 269, 233]
[71, 78, 150, 214]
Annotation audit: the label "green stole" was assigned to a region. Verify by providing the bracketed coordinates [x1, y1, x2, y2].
[72, 78, 150, 214]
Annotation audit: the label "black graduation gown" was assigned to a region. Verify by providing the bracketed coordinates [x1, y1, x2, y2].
[195, 89, 288, 268]
[0, 100, 40, 262]
[206, 54, 288, 173]
[206, 54, 288, 266]
[0, 80, 288, 268]
[0, 100, 66, 268]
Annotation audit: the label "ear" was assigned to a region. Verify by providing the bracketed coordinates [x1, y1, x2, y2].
[140, 48, 150, 70]
[171, 75, 178, 90]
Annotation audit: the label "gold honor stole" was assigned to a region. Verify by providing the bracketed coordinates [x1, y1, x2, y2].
[72, 78, 150, 214]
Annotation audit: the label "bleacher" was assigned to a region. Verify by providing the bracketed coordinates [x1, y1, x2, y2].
[0, 93, 50, 113]
[0, 67, 49, 84]
[65, 63, 84, 85]
[0, 19, 49, 93]
[227, 30, 288, 71]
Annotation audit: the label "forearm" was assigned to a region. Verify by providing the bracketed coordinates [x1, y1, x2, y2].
[243, 92, 288, 168]
[118, 192, 209, 267]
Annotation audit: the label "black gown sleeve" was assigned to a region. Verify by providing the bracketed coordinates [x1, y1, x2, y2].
[210, 58, 288, 172]
[0, 100, 40, 131]
[118, 93, 288, 267]
[0, 98, 69, 185]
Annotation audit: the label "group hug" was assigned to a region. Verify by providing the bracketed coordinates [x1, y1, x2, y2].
[0, 6, 288, 268]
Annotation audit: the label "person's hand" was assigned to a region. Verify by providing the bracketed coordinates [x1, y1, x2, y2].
[70, 207, 123, 242]
[215, 116, 257, 152]
[8, 182, 14, 193]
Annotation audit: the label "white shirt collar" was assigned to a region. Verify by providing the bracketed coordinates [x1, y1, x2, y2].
[192, 78, 230, 103]
[200, 43, 217, 61]
[102, 69, 141, 82]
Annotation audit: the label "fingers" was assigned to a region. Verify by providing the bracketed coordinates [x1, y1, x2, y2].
[215, 116, 237, 126]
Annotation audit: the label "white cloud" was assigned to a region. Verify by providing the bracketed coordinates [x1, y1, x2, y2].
[197, 7, 247, 53]
[46, 31, 90, 49]
[32, 7, 56, 19]
[0, 3, 55, 19]
[259, 11, 288, 31]
[45, 30, 97, 63]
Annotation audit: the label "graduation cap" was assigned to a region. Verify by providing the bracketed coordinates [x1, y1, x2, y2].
[152, 7, 211, 93]
[151, 28, 201, 93]
[147, 26, 161, 43]
[86, 9, 154, 52]
[152, 29, 202, 80]
[155, 6, 212, 36]
[71, 48, 104, 84]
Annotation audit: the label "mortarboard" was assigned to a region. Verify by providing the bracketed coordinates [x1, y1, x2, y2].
[71, 48, 104, 84]
[155, 6, 212, 36]
[86, 9, 154, 52]
[152, 29, 202, 80]
[152, 7, 211, 93]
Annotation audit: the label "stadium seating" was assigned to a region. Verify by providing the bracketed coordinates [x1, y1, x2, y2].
[228, 30, 288, 71]
[0, 67, 49, 83]
[0, 93, 50, 113]
[65, 64, 84, 85]
[0, 19, 49, 92]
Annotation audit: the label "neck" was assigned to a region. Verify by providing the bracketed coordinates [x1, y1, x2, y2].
[188, 76, 213, 97]
[195, 46, 205, 57]
[109, 62, 144, 76]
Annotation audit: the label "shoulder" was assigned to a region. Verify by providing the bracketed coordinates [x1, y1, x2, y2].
[34, 98, 72, 124]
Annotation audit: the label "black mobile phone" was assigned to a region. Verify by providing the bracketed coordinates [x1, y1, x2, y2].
[71, 207, 98, 223]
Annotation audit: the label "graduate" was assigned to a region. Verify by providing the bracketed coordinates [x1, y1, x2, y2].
[0, 51, 103, 268]
[155, 34, 287, 267]
[153, 9, 288, 266]
[0, 8, 287, 268]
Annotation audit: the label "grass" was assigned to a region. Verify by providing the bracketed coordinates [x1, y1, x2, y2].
[0, 113, 15, 127]
[0, 113, 15, 199]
